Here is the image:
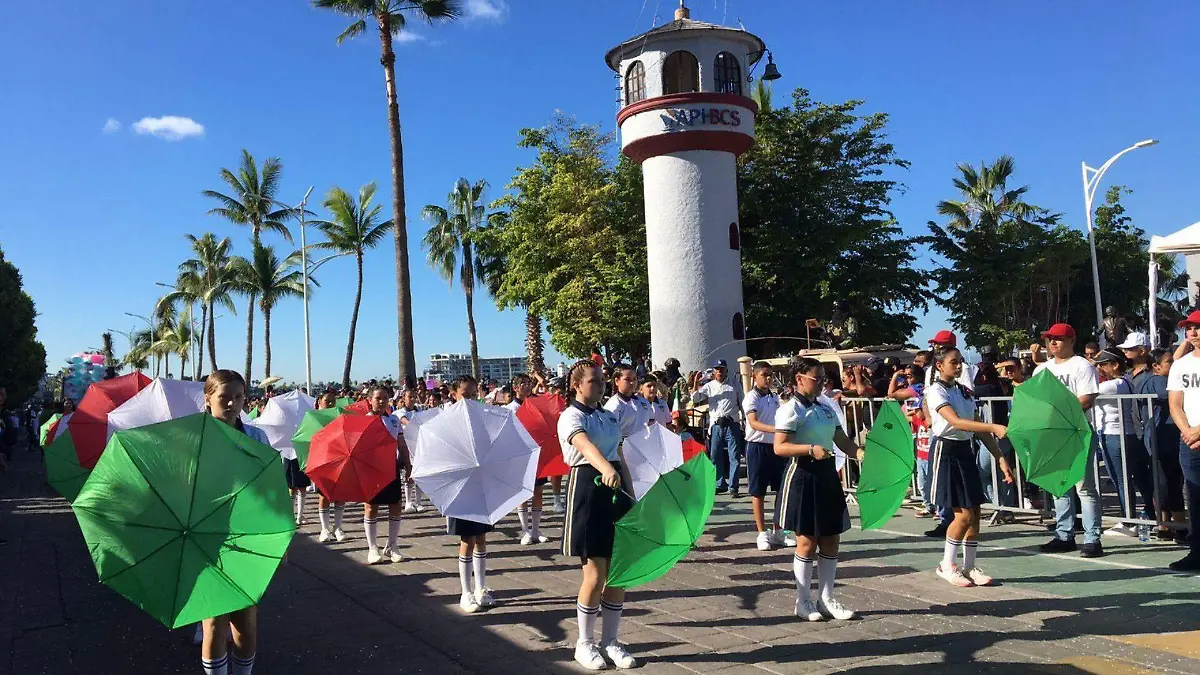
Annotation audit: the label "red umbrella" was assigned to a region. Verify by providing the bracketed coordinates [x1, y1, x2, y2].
[305, 415, 397, 502]
[516, 394, 570, 479]
[69, 372, 151, 469]
[345, 400, 371, 415]
[682, 438, 706, 462]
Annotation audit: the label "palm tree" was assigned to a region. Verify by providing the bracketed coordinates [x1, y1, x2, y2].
[936, 156, 1040, 231]
[152, 300, 179, 378]
[153, 309, 194, 380]
[234, 244, 310, 380]
[313, 0, 462, 386]
[474, 212, 545, 374]
[122, 329, 153, 372]
[202, 150, 294, 379]
[100, 332, 121, 379]
[314, 183, 393, 389]
[179, 233, 240, 373]
[422, 177, 490, 379]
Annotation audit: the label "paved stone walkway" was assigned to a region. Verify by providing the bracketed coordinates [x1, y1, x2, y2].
[3, 444, 1199, 674]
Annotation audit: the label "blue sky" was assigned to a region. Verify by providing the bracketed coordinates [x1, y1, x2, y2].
[2, 1, 1198, 383]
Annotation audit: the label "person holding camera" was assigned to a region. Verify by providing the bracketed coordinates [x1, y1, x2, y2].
[692, 360, 744, 498]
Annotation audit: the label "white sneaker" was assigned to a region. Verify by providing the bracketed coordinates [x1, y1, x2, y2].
[756, 531, 774, 551]
[318, 529, 332, 543]
[414, 502, 427, 513]
[535, 533, 550, 544]
[964, 566, 994, 586]
[305, 484, 317, 493]
[459, 592, 481, 614]
[475, 587, 495, 607]
[818, 596, 856, 620]
[936, 562, 974, 587]
[334, 528, 348, 543]
[366, 547, 383, 565]
[794, 597, 823, 621]
[782, 531, 797, 547]
[603, 641, 637, 669]
[382, 545, 403, 563]
[403, 503, 417, 514]
[573, 641, 607, 670]
[520, 532, 534, 546]
[1104, 523, 1138, 538]
[295, 515, 306, 527]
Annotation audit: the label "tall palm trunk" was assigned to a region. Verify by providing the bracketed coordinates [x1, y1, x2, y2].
[343, 254, 364, 391]
[461, 241, 479, 379]
[208, 307, 218, 371]
[525, 310, 545, 374]
[197, 304, 208, 377]
[244, 296, 255, 381]
[164, 353, 171, 379]
[378, 12, 416, 387]
[263, 305, 273, 380]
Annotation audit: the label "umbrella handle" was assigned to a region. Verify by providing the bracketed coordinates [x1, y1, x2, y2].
[592, 476, 635, 503]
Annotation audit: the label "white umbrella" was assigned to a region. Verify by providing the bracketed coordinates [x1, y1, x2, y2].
[106, 379, 206, 442]
[621, 423, 685, 499]
[411, 400, 538, 525]
[402, 407, 444, 464]
[819, 393, 849, 472]
[251, 389, 316, 460]
[52, 413, 73, 443]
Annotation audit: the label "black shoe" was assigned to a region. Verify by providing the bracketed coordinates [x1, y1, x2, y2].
[1080, 541, 1104, 558]
[924, 523, 949, 538]
[1169, 553, 1200, 572]
[1040, 537, 1077, 553]
[729, 490, 741, 499]
[1177, 530, 1192, 547]
[715, 486, 728, 495]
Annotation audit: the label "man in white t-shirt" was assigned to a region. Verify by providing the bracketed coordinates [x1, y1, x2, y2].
[1165, 310, 1200, 572]
[1032, 323, 1104, 558]
[691, 360, 744, 497]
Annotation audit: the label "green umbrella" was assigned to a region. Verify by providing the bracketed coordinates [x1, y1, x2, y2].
[291, 406, 348, 471]
[71, 413, 295, 629]
[857, 399, 915, 530]
[248, 407, 260, 420]
[607, 453, 716, 589]
[1006, 369, 1093, 498]
[335, 397, 354, 408]
[39, 413, 62, 446]
[45, 428, 91, 503]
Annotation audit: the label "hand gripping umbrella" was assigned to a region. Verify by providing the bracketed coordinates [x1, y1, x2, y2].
[305, 414, 397, 502]
[515, 395, 570, 479]
[622, 424, 686, 499]
[39, 413, 62, 446]
[856, 399, 915, 530]
[45, 414, 90, 502]
[71, 413, 294, 628]
[412, 400, 538, 525]
[607, 453, 717, 588]
[250, 390, 316, 461]
[1007, 369, 1094, 498]
[68, 372, 151, 469]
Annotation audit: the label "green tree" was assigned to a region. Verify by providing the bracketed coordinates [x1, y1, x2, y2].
[1076, 185, 1151, 333]
[0, 246, 47, 403]
[153, 307, 194, 380]
[313, 0, 462, 386]
[422, 178, 490, 379]
[178, 233, 240, 373]
[234, 244, 310, 380]
[202, 150, 293, 379]
[739, 89, 927, 354]
[100, 331, 121, 379]
[315, 182, 393, 389]
[152, 300, 179, 378]
[122, 329, 152, 372]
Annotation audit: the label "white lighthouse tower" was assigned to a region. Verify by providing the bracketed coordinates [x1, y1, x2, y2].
[606, 1, 775, 373]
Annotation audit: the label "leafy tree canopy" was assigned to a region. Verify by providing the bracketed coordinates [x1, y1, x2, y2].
[0, 246, 47, 402]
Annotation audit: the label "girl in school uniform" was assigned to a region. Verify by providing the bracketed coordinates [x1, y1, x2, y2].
[445, 375, 498, 614]
[925, 348, 1013, 587]
[363, 386, 411, 565]
[313, 392, 349, 543]
[559, 361, 637, 670]
[510, 373, 552, 546]
[773, 358, 863, 623]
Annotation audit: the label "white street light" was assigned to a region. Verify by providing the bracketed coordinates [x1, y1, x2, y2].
[266, 188, 316, 395]
[1082, 139, 1158, 335]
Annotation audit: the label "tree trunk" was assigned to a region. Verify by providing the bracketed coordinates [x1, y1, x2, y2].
[164, 353, 170, 379]
[525, 309, 545, 374]
[343, 254, 364, 390]
[465, 286, 480, 381]
[208, 305, 218, 372]
[197, 303, 208, 378]
[263, 305, 273, 380]
[244, 295, 256, 381]
[378, 14, 416, 387]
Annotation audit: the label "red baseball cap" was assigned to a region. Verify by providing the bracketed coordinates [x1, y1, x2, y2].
[1042, 323, 1076, 340]
[929, 330, 957, 347]
[1178, 310, 1200, 328]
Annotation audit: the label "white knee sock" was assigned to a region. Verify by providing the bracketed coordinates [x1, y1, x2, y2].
[817, 553, 838, 601]
[600, 600, 623, 645]
[943, 538, 961, 568]
[458, 555, 472, 595]
[333, 504, 345, 529]
[294, 492, 305, 519]
[531, 509, 542, 539]
[793, 553, 814, 602]
[364, 517, 378, 549]
[201, 654, 228, 675]
[387, 515, 402, 548]
[576, 603, 599, 644]
[230, 653, 255, 675]
[517, 504, 530, 533]
[403, 481, 414, 507]
[962, 540, 978, 569]
[472, 551, 487, 591]
[317, 508, 331, 532]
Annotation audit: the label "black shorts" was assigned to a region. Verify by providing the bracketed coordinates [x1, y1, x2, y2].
[775, 456, 850, 537]
[447, 517, 493, 538]
[930, 437, 987, 510]
[562, 462, 633, 560]
[284, 457, 311, 490]
[369, 458, 406, 505]
[746, 441, 785, 497]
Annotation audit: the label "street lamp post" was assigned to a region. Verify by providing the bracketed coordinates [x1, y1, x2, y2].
[1082, 139, 1158, 335]
[266, 188, 315, 395]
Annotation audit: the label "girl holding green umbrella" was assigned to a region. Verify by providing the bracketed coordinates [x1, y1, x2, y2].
[925, 348, 1013, 588]
[559, 360, 637, 671]
[200, 369, 271, 675]
[773, 358, 863, 623]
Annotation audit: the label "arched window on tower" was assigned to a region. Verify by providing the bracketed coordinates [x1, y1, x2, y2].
[733, 312, 746, 340]
[728, 222, 740, 250]
[714, 52, 742, 95]
[663, 50, 700, 94]
[625, 61, 647, 105]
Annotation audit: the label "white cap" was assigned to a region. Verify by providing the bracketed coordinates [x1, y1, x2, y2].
[1116, 332, 1148, 349]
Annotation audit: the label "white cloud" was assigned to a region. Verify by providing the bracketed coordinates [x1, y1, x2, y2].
[102, 118, 121, 133]
[132, 115, 205, 141]
[393, 30, 426, 44]
[464, 0, 506, 22]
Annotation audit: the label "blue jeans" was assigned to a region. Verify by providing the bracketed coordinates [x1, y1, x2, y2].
[708, 420, 743, 493]
[1180, 440, 1200, 555]
[1098, 433, 1154, 520]
[978, 439, 1016, 507]
[916, 457, 933, 511]
[1054, 435, 1103, 544]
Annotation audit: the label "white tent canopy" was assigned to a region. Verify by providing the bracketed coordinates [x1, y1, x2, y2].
[1148, 221, 1200, 348]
